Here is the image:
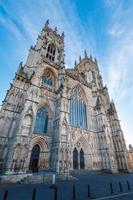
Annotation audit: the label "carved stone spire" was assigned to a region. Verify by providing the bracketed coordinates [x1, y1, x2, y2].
[17, 61, 23, 74]
[84, 50, 87, 58]
[45, 19, 49, 28]
[95, 57, 97, 64]
[90, 54, 92, 60]
[61, 32, 64, 38]
[54, 27, 58, 32]
[75, 60, 77, 66]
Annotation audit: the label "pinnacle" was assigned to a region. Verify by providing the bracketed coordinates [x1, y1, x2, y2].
[84, 50, 87, 58]
[45, 19, 49, 28]
[43, 19, 64, 40]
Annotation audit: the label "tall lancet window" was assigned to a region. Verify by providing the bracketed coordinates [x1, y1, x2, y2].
[34, 107, 48, 134]
[69, 85, 88, 128]
[46, 43, 56, 61]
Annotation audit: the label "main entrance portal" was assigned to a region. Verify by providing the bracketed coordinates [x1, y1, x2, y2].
[73, 148, 85, 169]
[29, 144, 40, 172]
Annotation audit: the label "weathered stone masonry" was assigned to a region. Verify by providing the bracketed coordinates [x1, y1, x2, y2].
[0, 20, 130, 174]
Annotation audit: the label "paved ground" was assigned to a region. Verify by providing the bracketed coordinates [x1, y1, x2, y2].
[1, 171, 133, 200]
[98, 193, 133, 200]
[108, 193, 133, 200]
[95, 192, 133, 199]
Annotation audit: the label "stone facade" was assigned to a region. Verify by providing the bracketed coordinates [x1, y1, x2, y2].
[0, 20, 130, 174]
[128, 145, 133, 170]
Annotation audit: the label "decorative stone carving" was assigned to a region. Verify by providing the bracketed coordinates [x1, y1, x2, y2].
[0, 21, 129, 175]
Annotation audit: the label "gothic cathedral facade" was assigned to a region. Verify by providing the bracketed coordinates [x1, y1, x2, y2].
[0, 21, 129, 174]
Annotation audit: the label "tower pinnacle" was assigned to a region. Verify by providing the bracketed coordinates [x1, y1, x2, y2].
[45, 19, 49, 28]
[54, 27, 58, 32]
[84, 50, 87, 58]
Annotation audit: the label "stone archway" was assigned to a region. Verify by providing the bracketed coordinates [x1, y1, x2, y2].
[29, 144, 40, 172]
[73, 147, 85, 170]
[28, 136, 49, 172]
[73, 147, 78, 169]
[72, 135, 88, 170]
[80, 148, 85, 169]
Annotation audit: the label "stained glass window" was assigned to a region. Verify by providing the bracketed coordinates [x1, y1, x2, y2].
[69, 85, 88, 128]
[34, 107, 48, 134]
[42, 72, 53, 88]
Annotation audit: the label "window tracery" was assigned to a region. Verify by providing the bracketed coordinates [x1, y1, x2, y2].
[42, 71, 53, 88]
[69, 85, 88, 128]
[34, 107, 48, 134]
[70, 85, 85, 102]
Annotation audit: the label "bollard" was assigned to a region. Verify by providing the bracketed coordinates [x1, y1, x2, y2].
[32, 188, 36, 200]
[87, 184, 91, 199]
[3, 190, 8, 200]
[54, 186, 58, 200]
[119, 182, 122, 193]
[127, 181, 130, 191]
[52, 174, 56, 185]
[73, 185, 76, 200]
[109, 183, 113, 194]
[50, 173, 56, 188]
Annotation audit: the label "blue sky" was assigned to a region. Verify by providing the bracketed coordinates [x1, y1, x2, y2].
[0, 0, 133, 146]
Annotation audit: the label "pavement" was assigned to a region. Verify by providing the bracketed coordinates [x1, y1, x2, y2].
[1, 171, 133, 200]
[94, 192, 133, 199]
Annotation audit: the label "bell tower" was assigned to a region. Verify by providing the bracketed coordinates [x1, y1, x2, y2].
[25, 20, 65, 69]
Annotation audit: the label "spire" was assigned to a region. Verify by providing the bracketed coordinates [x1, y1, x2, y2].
[110, 100, 116, 113]
[90, 54, 92, 60]
[129, 144, 133, 150]
[79, 56, 81, 62]
[54, 27, 58, 32]
[45, 19, 49, 28]
[94, 57, 97, 64]
[84, 50, 87, 58]
[17, 61, 23, 74]
[75, 60, 77, 66]
[62, 31, 64, 38]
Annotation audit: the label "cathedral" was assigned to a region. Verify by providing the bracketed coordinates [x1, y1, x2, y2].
[0, 20, 130, 175]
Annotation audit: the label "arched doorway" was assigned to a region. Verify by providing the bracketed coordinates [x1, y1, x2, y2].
[73, 148, 78, 169]
[29, 144, 40, 172]
[80, 148, 85, 169]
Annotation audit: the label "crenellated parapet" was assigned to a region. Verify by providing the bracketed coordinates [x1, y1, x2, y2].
[74, 50, 98, 71]
[42, 19, 64, 42]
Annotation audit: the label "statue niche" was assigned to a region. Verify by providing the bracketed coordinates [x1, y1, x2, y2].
[21, 109, 33, 136]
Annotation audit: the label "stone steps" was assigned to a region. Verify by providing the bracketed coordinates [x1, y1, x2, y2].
[18, 174, 51, 184]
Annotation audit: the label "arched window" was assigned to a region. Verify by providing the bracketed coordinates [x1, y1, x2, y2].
[46, 44, 56, 61]
[69, 85, 88, 128]
[73, 148, 78, 169]
[42, 71, 53, 88]
[34, 107, 48, 134]
[80, 148, 85, 169]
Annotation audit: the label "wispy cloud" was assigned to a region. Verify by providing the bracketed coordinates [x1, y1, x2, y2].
[100, 0, 133, 145]
[102, 1, 133, 104]
[0, 0, 97, 67]
[0, 4, 24, 40]
[0, 0, 133, 145]
[1, 0, 133, 102]
[109, 23, 125, 37]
